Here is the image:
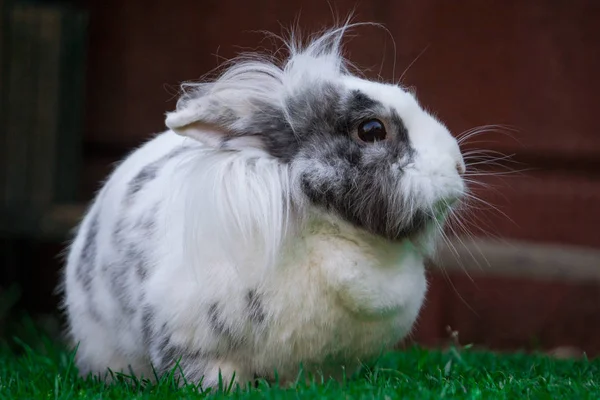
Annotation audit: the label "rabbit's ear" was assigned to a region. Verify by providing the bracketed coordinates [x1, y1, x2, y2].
[164, 97, 237, 147]
[165, 65, 292, 153]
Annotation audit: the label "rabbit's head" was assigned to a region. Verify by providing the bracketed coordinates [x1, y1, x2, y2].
[165, 26, 465, 245]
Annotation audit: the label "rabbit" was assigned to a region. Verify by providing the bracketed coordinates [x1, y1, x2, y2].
[59, 24, 466, 388]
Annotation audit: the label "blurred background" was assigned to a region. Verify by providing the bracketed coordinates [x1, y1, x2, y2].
[1, 0, 599, 357]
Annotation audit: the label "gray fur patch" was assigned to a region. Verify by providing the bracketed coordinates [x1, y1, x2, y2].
[246, 290, 265, 324]
[298, 137, 426, 240]
[234, 102, 299, 161]
[134, 204, 159, 236]
[207, 303, 227, 335]
[127, 164, 159, 199]
[100, 202, 161, 317]
[221, 84, 348, 161]
[132, 248, 148, 280]
[76, 210, 100, 291]
[141, 306, 154, 345]
[207, 303, 244, 348]
[156, 338, 207, 378]
[112, 219, 128, 247]
[111, 203, 159, 282]
[147, 319, 211, 381]
[125, 145, 195, 205]
[107, 256, 137, 315]
[103, 234, 146, 314]
[146, 319, 174, 374]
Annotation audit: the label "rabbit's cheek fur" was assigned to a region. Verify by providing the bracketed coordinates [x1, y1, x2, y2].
[293, 139, 427, 242]
[282, 82, 463, 243]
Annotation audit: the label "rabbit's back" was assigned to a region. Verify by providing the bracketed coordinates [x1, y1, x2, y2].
[62, 131, 201, 377]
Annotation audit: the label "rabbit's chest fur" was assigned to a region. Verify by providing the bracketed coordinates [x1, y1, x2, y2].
[250, 223, 427, 378]
[63, 132, 428, 383]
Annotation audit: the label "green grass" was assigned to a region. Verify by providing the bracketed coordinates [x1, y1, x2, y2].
[0, 322, 598, 399]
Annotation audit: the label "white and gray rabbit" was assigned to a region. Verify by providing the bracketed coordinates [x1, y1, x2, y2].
[60, 25, 466, 388]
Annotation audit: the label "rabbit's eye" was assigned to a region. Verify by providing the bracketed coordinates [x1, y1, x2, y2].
[357, 119, 387, 143]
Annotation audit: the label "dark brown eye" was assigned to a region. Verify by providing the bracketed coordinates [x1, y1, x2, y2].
[357, 119, 387, 143]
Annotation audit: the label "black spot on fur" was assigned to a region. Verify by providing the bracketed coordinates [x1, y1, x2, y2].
[134, 257, 148, 280]
[246, 290, 265, 324]
[152, 333, 178, 375]
[390, 109, 409, 145]
[134, 204, 159, 235]
[287, 82, 345, 139]
[207, 303, 244, 348]
[343, 90, 380, 126]
[332, 89, 386, 137]
[125, 146, 195, 205]
[76, 210, 100, 291]
[144, 313, 233, 383]
[157, 345, 208, 382]
[148, 322, 211, 380]
[109, 202, 159, 286]
[223, 101, 299, 161]
[157, 334, 171, 359]
[108, 258, 137, 315]
[103, 222, 147, 313]
[141, 306, 154, 345]
[123, 243, 146, 281]
[208, 303, 226, 334]
[326, 141, 363, 168]
[112, 219, 127, 247]
[344, 145, 362, 166]
[127, 165, 159, 199]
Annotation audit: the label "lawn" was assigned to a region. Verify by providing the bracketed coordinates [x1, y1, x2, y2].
[0, 320, 598, 399]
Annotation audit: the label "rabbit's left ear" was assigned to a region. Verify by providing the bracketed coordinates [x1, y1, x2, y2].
[165, 70, 297, 156]
[165, 82, 287, 152]
[165, 95, 240, 148]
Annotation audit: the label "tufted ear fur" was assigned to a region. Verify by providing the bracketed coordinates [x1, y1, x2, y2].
[164, 24, 366, 156]
[164, 58, 291, 152]
[165, 94, 256, 149]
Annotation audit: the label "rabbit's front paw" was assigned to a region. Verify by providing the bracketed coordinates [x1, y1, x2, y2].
[201, 361, 251, 390]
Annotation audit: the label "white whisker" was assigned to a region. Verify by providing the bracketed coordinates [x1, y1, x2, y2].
[398, 44, 431, 85]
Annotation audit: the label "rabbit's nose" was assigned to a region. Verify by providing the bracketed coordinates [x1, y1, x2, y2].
[456, 161, 465, 175]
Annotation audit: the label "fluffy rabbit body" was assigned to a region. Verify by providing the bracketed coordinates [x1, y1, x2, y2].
[61, 27, 465, 387]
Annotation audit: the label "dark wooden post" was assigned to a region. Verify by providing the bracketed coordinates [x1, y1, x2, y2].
[0, 1, 88, 306]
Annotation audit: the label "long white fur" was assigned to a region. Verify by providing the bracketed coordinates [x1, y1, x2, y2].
[181, 150, 297, 277]
[164, 26, 363, 275]
[62, 23, 465, 387]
